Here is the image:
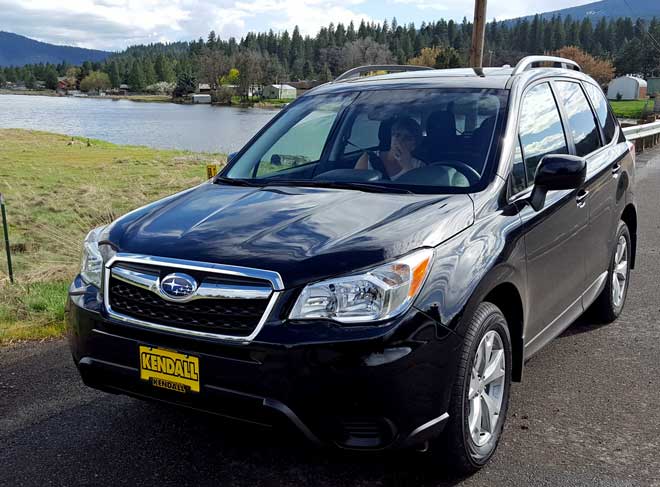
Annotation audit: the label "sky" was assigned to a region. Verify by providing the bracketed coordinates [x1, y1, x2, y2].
[0, 0, 599, 52]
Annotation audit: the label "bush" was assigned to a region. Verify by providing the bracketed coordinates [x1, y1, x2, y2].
[616, 92, 623, 101]
[145, 82, 175, 95]
[211, 86, 234, 104]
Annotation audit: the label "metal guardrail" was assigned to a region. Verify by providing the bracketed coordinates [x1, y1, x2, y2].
[623, 120, 660, 151]
[622, 120, 660, 140]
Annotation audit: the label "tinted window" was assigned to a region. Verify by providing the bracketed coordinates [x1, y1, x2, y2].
[519, 83, 568, 180]
[511, 138, 527, 194]
[555, 81, 601, 156]
[584, 82, 617, 144]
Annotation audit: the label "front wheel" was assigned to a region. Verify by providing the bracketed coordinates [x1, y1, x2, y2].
[432, 302, 512, 473]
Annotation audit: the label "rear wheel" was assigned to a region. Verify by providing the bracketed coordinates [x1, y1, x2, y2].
[432, 302, 512, 473]
[591, 221, 631, 322]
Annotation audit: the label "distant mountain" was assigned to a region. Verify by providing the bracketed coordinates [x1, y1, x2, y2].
[0, 31, 110, 67]
[507, 0, 660, 23]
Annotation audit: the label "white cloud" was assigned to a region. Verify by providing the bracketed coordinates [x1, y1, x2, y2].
[0, 0, 603, 51]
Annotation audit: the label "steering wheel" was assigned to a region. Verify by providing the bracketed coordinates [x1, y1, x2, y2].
[430, 160, 481, 186]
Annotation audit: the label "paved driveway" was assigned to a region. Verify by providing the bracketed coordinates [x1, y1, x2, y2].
[2, 149, 660, 487]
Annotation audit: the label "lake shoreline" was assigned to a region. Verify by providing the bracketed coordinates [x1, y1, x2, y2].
[0, 90, 288, 109]
[0, 93, 278, 153]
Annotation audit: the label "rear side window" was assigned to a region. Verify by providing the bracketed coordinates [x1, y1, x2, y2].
[519, 83, 568, 180]
[584, 82, 617, 144]
[555, 81, 601, 157]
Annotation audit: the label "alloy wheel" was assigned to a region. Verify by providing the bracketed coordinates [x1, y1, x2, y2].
[612, 235, 629, 308]
[468, 330, 506, 447]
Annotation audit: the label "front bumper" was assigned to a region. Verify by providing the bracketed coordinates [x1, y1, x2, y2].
[67, 277, 462, 450]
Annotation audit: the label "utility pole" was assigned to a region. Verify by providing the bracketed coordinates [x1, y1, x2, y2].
[469, 0, 488, 67]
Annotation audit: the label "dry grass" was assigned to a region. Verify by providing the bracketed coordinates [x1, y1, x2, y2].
[0, 129, 225, 342]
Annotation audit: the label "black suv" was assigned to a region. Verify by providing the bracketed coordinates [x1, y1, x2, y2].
[67, 56, 637, 472]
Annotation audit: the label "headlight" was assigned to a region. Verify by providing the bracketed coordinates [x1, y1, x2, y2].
[80, 225, 112, 288]
[289, 248, 433, 323]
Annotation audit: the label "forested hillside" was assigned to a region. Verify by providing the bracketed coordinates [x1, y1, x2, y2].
[2, 15, 659, 96]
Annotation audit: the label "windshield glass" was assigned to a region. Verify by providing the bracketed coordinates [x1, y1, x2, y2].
[224, 88, 508, 193]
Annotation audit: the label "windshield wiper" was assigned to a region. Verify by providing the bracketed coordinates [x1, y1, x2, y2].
[213, 176, 264, 187]
[262, 180, 413, 194]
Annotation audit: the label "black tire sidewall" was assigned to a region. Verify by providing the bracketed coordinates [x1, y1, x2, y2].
[458, 304, 513, 466]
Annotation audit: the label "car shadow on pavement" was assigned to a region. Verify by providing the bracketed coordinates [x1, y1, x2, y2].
[130, 400, 473, 487]
[557, 308, 613, 339]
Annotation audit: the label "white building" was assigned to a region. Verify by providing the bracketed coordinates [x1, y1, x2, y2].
[192, 93, 212, 104]
[263, 84, 297, 99]
[607, 76, 648, 100]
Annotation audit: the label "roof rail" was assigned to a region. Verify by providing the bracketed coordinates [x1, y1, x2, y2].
[512, 56, 581, 76]
[334, 65, 433, 82]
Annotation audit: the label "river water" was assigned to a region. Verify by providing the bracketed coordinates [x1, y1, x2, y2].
[0, 94, 279, 153]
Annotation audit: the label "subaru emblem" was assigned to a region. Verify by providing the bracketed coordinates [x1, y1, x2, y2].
[159, 273, 197, 300]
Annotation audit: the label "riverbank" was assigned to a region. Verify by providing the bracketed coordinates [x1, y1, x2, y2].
[0, 129, 225, 343]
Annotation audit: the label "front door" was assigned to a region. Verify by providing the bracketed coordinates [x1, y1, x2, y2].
[514, 81, 588, 357]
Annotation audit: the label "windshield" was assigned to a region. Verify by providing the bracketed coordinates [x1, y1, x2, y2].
[224, 88, 508, 193]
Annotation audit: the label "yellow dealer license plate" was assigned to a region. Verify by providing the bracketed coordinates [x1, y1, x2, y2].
[139, 346, 200, 393]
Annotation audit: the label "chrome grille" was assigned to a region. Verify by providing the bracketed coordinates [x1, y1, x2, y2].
[104, 254, 282, 341]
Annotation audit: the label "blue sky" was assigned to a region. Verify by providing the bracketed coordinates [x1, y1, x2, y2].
[0, 0, 597, 51]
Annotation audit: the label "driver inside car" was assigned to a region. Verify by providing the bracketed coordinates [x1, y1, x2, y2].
[354, 117, 425, 180]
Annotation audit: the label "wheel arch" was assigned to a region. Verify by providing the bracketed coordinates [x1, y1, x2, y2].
[621, 203, 637, 269]
[482, 282, 525, 383]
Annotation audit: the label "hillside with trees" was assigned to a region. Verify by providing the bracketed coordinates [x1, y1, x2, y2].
[1, 15, 659, 99]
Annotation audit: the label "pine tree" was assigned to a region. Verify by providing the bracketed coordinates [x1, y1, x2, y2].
[128, 62, 146, 92]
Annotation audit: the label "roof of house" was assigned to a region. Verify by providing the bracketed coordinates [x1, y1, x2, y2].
[270, 84, 295, 89]
[610, 75, 647, 86]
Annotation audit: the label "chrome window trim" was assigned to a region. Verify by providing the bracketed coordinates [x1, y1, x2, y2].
[103, 252, 284, 343]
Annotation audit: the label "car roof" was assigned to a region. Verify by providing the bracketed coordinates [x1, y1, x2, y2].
[305, 64, 593, 97]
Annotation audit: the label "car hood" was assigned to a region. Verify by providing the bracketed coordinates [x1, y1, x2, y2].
[108, 182, 474, 288]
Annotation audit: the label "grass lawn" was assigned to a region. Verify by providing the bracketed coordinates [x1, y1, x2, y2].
[609, 99, 655, 119]
[0, 129, 225, 343]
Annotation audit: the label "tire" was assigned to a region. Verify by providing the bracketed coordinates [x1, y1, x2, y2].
[432, 302, 512, 474]
[591, 220, 631, 323]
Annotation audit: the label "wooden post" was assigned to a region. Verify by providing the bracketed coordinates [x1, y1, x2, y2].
[1, 193, 14, 283]
[469, 0, 488, 67]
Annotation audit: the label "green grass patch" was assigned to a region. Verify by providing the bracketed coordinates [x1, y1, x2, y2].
[0, 128, 225, 342]
[609, 99, 655, 119]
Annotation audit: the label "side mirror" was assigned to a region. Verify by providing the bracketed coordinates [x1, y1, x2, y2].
[270, 154, 282, 166]
[529, 154, 586, 211]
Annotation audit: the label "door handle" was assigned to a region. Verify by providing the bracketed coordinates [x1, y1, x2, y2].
[576, 189, 589, 207]
[612, 162, 622, 175]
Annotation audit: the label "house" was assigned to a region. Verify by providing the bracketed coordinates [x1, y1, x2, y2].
[286, 80, 323, 96]
[57, 77, 70, 93]
[263, 84, 297, 99]
[607, 76, 647, 100]
[192, 93, 212, 104]
[198, 83, 211, 93]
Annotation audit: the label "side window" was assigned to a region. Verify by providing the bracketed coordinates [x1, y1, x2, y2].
[511, 138, 527, 194]
[555, 81, 601, 157]
[584, 82, 617, 144]
[519, 83, 569, 181]
[259, 104, 340, 176]
[342, 111, 381, 154]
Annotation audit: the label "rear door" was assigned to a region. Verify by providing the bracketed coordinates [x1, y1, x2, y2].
[513, 81, 588, 357]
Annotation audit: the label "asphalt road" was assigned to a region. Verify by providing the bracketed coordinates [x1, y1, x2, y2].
[2, 148, 660, 487]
